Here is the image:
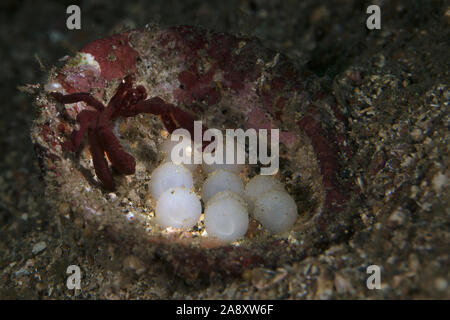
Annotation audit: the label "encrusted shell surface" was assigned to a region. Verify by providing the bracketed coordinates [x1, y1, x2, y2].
[31, 25, 356, 278]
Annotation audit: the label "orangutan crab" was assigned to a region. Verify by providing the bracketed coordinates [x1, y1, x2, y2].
[51, 74, 200, 190]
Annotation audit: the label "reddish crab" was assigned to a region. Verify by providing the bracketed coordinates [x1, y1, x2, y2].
[51, 74, 201, 190]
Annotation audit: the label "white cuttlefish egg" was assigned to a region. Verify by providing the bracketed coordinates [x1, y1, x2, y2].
[202, 137, 245, 175]
[149, 162, 194, 200]
[155, 187, 202, 229]
[201, 169, 244, 203]
[159, 134, 200, 172]
[204, 191, 249, 242]
[244, 175, 285, 213]
[253, 190, 298, 234]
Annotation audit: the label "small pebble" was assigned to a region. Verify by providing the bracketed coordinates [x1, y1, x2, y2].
[434, 278, 448, 291]
[32, 241, 47, 255]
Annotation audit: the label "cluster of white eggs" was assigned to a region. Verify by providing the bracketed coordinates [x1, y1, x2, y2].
[148, 136, 298, 242]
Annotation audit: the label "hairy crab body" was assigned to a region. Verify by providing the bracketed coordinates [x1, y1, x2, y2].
[32, 25, 356, 278]
[51, 75, 203, 190]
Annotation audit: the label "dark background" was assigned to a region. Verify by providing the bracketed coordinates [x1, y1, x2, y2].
[0, 0, 448, 299]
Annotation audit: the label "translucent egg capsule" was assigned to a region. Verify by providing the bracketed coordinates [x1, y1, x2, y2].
[155, 187, 202, 229]
[149, 162, 194, 200]
[253, 190, 298, 234]
[204, 191, 249, 242]
[201, 169, 244, 204]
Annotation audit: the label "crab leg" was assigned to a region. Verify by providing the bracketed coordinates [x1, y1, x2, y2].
[132, 98, 199, 133]
[87, 128, 115, 190]
[51, 92, 105, 111]
[62, 110, 98, 151]
[96, 122, 136, 175]
[132, 97, 212, 149]
[106, 75, 134, 113]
